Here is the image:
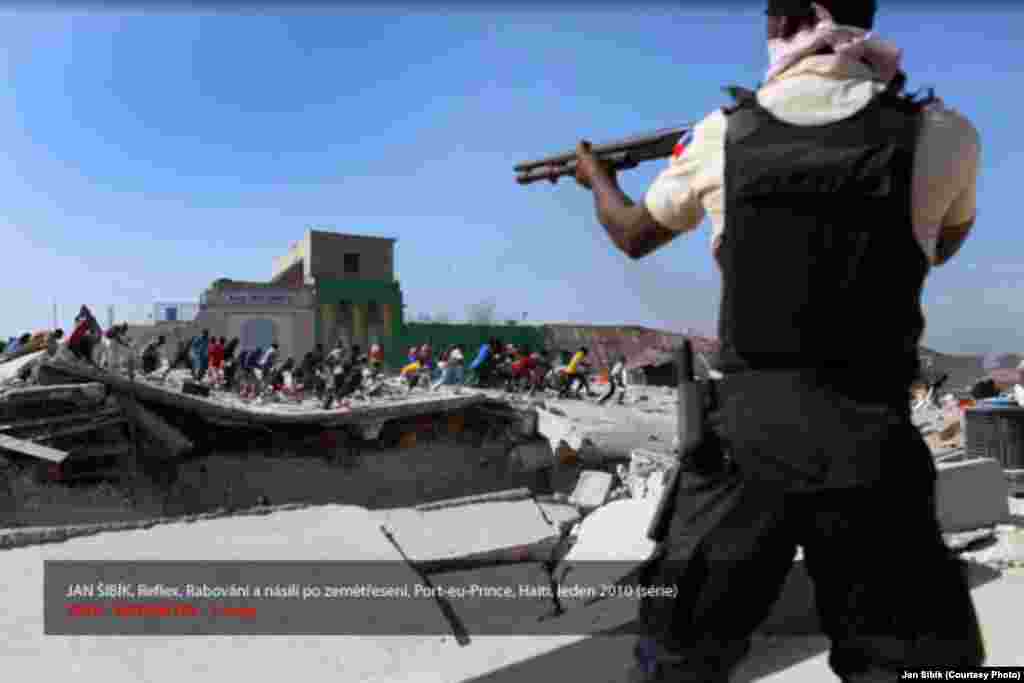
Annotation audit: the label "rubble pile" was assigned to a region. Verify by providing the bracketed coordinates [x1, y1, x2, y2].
[0, 356, 137, 487]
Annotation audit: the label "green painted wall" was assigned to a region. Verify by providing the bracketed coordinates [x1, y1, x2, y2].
[317, 279, 404, 307]
[312, 278, 548, 367]
[314, 278, 405, 350]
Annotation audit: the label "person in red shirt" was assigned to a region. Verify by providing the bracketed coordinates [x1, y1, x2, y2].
[369, 343, 385, 371]
[208, 336, 225, 385]
[506, 346, 534, 392]
[67, 316, 97, 365]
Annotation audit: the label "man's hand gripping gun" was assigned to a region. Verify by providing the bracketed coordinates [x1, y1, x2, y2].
[513, 126, 692, 185]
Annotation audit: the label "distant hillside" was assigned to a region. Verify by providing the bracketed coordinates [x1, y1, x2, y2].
[695, 343, 1017, 392]
[918, 346, 1022, 391]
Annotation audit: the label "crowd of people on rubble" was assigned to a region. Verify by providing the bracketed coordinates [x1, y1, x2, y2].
[150, 332, 388, 408]
[7, 305, 632, 407]
[395, 338, 630, 404]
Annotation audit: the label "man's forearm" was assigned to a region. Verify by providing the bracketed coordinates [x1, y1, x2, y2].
[577, 146, 680, 259]
[589, 170, 639, 255]
[933, 219, 974, 266]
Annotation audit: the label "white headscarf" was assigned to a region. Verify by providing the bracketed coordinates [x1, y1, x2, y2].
[766, 2, 903, 83]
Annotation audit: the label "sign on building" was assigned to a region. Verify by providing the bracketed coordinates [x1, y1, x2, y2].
[224, 291, 295, 306]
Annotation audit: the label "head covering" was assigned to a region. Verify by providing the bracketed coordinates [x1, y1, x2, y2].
[766, 0, 813, 17]
[767, 0, 876, 28]
[765, 2, 902, 84]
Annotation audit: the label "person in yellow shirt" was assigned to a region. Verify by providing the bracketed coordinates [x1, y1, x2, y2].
[559, 347, 595, 399]
[401, 358, 423, 391]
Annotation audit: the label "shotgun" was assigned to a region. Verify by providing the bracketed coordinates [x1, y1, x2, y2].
[513, 126, 691, 186]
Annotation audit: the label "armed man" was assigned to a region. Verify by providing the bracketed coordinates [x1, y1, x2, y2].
[571, 1, 984, 681]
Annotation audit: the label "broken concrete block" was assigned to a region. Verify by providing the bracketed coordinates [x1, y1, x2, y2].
[536, 406, 591, 454]
[936, 458, 1010, 533]
[555, 498, 661, 609]
[555, 443, 578, 466]
[447, 414, 465, 435]
[938, 418, 962, 442]
[515, 410, 538, 439]
[569, 470, 614, 511]
[629, 448, 677, 479]
[508, 440, 553, 472]
[357, 421, 387, 440]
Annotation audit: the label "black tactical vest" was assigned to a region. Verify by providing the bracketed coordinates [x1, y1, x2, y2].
[716, 86, 929, 401]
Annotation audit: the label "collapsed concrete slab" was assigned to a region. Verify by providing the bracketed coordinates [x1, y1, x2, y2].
[45, 358, 489, 432]
[535, 407, 592, 454]
[568, 470, 613, 511]
[623, 448, 676, 500]
[0, 351, 46, 384]
[936, 458, 1010, 533]
[377, 499, 567, 564]
[508, 440, 555, 472]
[535, 398, 677, 464]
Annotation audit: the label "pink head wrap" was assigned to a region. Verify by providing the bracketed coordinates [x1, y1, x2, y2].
[766, 2, 903, 83]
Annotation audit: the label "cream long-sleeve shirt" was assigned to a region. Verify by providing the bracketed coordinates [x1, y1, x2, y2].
[644, 56, 981, 266]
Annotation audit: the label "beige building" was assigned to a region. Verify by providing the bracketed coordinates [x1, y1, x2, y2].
[198, 280, 316, 362]
[128, 229, 405, 367]
[271, 229, 404, 356]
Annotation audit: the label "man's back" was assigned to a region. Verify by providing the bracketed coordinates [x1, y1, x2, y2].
[644, 55, 980, 267]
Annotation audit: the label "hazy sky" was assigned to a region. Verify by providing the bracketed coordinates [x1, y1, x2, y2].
[0, 2, 1019, 353]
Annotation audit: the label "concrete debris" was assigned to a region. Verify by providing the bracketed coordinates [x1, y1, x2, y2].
[615, 448, 677, 501]
[0, 433, 68, 464]
[415, 487, 533, 512]
[938, 417, 962, 442]
[535, 406, 592, 454]
[508, 440, 554, 472]
[568, 470, 613, 511]
[935, 458, 1010, 534]
[116, 394, 193, 459]
[378, 499, 564, 563]
[1, 322, 1020, 673]
[0, 351, 46, 386]
[357, 420, 387, 440]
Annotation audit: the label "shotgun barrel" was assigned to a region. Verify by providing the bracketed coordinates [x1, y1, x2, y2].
[514, 126, 691, 185]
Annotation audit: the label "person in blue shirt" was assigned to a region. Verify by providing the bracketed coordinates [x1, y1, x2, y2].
[189, 330, 210, 382]
[468, 340, 493, 386]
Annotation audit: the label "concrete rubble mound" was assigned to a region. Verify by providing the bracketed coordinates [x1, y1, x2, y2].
[1, 329, 1023, 679]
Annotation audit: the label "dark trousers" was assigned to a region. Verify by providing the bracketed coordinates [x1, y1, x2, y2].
[192, 356, 208, 382]
[323, 372, 361, 409]
[635, 371, 984, 682]
[559, 372, 591, 398]
[141, 352, 159, 374]
[69, 336, 97, 365]
[223, 362, 238, 389]
[598, 377, 625, 404]
[637, 479, 983, 681]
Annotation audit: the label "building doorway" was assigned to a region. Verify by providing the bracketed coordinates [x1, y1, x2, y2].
[241, 318, 277, 351]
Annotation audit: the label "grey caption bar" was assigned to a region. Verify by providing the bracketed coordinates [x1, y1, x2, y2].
[45, 561, 675, 636]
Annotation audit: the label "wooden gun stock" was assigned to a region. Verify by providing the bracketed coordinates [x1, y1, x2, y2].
[513, 126, 691, 185]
